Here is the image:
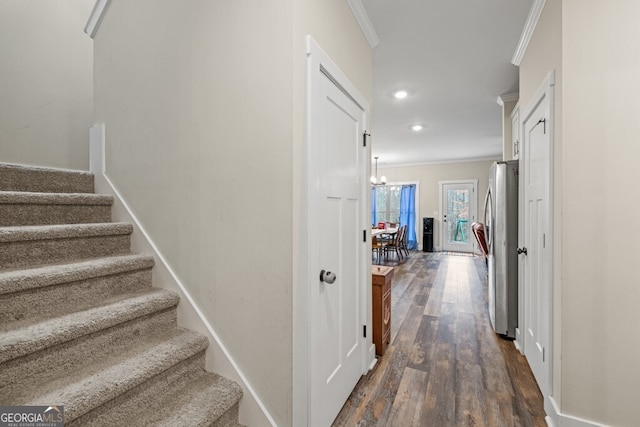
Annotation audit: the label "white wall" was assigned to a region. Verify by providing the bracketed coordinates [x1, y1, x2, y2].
[521, 0, 640, 425]
[93, 1, 371, 426]
[0, 0, 93, 170]
[378, 160, 495, 250]
[560, 1, 640, 425]
[501, 99, 517, 161]
[94, 2, 293, 424]
[518, 0, 564, 409]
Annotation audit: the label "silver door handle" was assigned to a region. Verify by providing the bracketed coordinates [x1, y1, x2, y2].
[517, 247, 528, 255]
[483, 188, 490, 225]
[483, 188, 492, 251]
[319, 270, 337, 284]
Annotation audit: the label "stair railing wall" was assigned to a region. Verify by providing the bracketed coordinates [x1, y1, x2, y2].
[89, 124, 276, 427]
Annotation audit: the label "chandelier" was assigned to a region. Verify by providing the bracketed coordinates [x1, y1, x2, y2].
[370, 156, 387, 186]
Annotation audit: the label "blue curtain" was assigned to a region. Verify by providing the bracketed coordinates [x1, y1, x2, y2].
[399, 185, 417, 249]
[371, 187, 377, 226]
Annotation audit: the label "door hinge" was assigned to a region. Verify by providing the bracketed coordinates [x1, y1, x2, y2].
[542, 347, 545, 362]
[363, 230, 367, 242]
[363, 131, 370, 147]
[363, 325, 367, 338]
[543, 233, 546, 248]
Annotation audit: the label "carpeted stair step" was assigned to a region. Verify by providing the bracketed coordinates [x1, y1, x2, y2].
[0, 162, 243, 425]
[6, 329, 216, 425]
[0, 305, 177, 395]
[0, 191, 113, 226]
[0, 288, 179, 364]
[73, 358, 243, 427]
[124, 372, 242, 427]
[0, 222, 133, 270]
[0, 254, 155, 325]
[0, 288, 180, 393]
[0, 163, 94, 194]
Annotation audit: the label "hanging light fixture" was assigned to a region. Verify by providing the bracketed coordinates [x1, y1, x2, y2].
[371, 156, 387, 186]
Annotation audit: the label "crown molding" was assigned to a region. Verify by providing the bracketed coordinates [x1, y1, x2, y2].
[512, 0, 547, 66]
[377, 155, 501, 169]
[496, 92, 519, 106]
[84, 0, 111, 38]
[347, 0, 380, 49]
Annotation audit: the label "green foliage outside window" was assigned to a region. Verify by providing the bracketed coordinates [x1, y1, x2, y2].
[374, 185, 402, 223]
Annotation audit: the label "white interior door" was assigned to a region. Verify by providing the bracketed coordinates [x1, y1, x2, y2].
[308, 69, 367, 426]
[440, 181, 477, 253]
[521, 91, 551, 397]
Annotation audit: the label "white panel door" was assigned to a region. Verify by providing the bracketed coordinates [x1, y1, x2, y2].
[441, 181, 477, 253]
[309, 71, 365, 427]
[522, 95, 550, 396]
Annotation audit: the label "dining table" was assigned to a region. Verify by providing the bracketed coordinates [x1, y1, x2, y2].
[372, 227, 399, 264]
[371, 227, 398, 237]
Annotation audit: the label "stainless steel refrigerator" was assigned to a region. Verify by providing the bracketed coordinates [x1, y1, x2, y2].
[484, 160, 519, 338]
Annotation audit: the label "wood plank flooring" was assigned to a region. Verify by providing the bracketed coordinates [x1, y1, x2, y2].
[333, 252, 546, 426]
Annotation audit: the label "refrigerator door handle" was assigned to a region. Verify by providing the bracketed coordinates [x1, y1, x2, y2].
[483, 187, 492, 251]
[483, 187, 490, 224]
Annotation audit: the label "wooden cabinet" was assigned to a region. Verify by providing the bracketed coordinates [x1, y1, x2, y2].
[372, 266, 393, 356]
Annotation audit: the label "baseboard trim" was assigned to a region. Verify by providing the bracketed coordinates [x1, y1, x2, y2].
[513, 328, 523, 354]
[89, 128, 276, 426]
[546, 396, 609, 427]
[368, 343, 377, 370]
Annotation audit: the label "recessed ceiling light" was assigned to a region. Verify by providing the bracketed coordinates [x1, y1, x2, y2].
[411, 125, 423, 131]
[394, 90, 408, 99]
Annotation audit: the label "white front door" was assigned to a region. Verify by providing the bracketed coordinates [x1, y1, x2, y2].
[521, 87, 552, 397]
[305, 44, 368, 426]
[440, 181, 477, 253]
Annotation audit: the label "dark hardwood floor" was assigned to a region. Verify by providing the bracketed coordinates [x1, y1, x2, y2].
[333, 252, 546, 426]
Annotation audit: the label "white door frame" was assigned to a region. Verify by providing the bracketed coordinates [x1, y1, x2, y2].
[438, 179, 478, 253]
[293, 35, 371, 426]
[518, 70, 555, 418]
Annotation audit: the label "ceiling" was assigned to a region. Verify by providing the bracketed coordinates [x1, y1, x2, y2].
[360, 0, 533, 166]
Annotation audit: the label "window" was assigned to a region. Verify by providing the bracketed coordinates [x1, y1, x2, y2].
[373, 185, 402, 224]
[372, 183, 419, 249]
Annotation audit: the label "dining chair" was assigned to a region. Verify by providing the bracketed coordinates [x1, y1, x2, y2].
[400, 225, 410, 257]
[372, 235, 388, 264]
[381, 225, 396, 245]
[383, 227, 404, 261]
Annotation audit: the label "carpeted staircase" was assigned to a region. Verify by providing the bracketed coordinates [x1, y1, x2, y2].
[0, 163, 243, 426]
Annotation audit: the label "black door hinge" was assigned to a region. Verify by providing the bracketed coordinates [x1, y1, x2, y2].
[363, 131, 370, 147]
[363, 325, 367, 338]
[363, 230, 367, 242]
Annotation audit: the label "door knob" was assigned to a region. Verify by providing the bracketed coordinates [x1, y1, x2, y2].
[517, 247, 528, 255]
[319, 270, 337, 284]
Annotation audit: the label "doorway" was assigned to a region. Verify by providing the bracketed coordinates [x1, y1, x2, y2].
[519, 71, 554, 411]
[294, 36, 370, 427]
[439, 180, 478, 253]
